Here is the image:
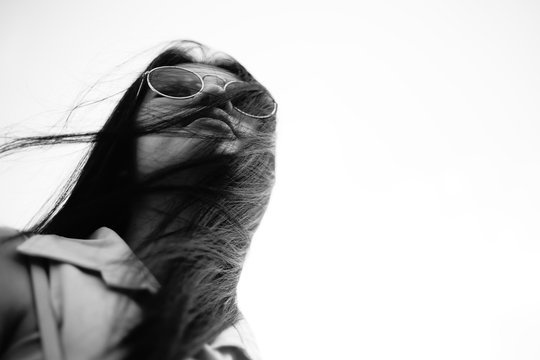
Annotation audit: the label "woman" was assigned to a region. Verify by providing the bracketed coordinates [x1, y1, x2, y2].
[0, 40, 277, 360]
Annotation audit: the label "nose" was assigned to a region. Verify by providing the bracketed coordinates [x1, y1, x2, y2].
[198, 79, 233, 111]
[199, 83, 228, 109]
[202, 83, 226, 97]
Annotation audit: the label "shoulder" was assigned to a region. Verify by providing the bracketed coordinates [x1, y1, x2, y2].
[0, 227, 36, 352]
[0, 226, 21, 240]
[0, 226, 33, 312]
[0, 227, 30, 299]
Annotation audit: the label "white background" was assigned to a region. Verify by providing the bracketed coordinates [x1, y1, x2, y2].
[2, 1, 540, 359]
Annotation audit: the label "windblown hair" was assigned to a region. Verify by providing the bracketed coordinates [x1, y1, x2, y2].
[0, 40, 276, 359]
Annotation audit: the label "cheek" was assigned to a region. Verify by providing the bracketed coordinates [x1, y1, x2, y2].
[135, 135, 203, 176]
[136, 101, 185, 127]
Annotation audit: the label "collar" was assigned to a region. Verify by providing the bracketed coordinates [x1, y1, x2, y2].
[17, 227, 160, 294]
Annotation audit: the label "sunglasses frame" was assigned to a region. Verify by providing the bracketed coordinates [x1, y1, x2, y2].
[136, 65, 277, 119]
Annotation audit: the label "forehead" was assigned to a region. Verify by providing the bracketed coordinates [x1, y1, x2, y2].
[177, 63, 238, 82]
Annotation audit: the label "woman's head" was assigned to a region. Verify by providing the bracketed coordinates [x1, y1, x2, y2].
[27, 40, 276, 238]
[135, 61, 276, 176]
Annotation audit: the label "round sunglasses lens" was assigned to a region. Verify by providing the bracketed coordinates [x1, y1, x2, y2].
[227, 83, 276, 118]
[148, 67, 202, 98]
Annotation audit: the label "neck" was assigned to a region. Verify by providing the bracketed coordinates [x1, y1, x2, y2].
[123, 161, 221, 258]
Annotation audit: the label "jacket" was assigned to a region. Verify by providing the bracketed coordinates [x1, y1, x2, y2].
[1, 227, 260, 360]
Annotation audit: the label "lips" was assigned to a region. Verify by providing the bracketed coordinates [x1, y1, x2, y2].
[187, 117, 234, 135]
[184, 108, 238, 137]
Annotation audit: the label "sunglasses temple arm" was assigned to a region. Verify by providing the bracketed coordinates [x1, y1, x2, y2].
[135, 75, 146, 100]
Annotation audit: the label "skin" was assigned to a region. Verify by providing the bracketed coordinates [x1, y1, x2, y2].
[135, 63, 259, 177]
[126, 62, 259, 254]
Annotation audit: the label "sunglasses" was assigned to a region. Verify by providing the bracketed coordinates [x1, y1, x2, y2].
[138, 66, 277, 119]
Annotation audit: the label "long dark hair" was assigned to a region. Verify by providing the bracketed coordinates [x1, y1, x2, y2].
[0, 40, 276, 359]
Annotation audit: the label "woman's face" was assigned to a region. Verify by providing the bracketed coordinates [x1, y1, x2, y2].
[135, 63, 259, 177]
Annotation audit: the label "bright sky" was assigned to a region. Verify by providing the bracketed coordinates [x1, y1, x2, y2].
[2, 1, 540, 359]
